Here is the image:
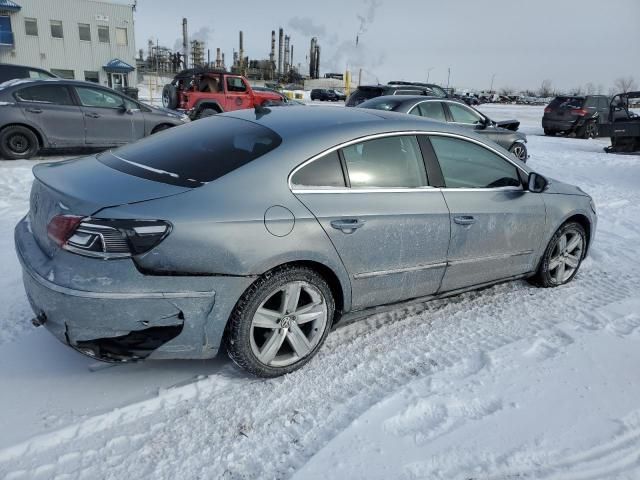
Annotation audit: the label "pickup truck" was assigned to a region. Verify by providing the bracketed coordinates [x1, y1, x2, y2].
[162, 68, 284, 120]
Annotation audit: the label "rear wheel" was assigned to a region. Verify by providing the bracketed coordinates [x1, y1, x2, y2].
[225, 266, 334, 378]
[0, 125, 39, 160]
[543, 128, 555, 136]
[530, 222, 586, 287]
[197, 108, 218, 119]
[162, 84, 178, 109]
[580, 120, 598, 139]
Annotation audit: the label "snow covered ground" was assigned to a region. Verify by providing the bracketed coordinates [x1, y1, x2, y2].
[1, 105, 640, 479]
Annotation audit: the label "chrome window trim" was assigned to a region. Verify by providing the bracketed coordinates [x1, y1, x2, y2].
[354, 262, 447, 280]
[288, 130, 528, 192]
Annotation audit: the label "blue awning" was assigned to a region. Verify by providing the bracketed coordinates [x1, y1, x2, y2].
[0, 0, 21, 12]
[103, 58, 135, 73]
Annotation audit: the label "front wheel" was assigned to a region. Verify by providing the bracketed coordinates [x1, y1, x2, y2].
[0, 125, 39, 160]
[225, 266, 334, 378]
[529, 222, 586, 287]
[509, 142, 528, 162]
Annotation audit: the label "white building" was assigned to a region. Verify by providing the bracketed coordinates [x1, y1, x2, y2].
[0, 0, 137, 89]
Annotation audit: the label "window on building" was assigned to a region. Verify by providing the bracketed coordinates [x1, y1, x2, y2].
[98, 25, 110, 43]
[50, 69, 75, 79]
[84, 71, 100, 83]
[25, 18, 38, 36]
[50, 20, 63, 39]
[0, 16, 13, 45]
[78, 23, 91, 41]
[115, 27, 127, 46]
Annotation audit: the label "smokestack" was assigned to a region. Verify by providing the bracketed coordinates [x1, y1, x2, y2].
[278, 28, 284, 76]
[315, 44, 320, 79]
[239, 31, 244, 74]
[216, 48, 221, 68]
[309, 37, 316, 78]
[222, 52, 225, 69]
[284, 35, 290, 73]
[182, 18, 188, 69]
[290, 44, 294, 70]
[270, 30, 275, 65]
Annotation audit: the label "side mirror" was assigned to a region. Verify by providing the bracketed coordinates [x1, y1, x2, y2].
[475, 116, 490, 130]
[528, 172, 548, 193]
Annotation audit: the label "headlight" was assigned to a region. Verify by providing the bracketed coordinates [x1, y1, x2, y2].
[589, 199, 596, 214]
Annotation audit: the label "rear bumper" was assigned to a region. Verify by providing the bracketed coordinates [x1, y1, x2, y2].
[542, 117, 585, 131]
[14, 216, 254, 361]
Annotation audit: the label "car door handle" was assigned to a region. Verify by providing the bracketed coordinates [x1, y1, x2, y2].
[85, 113, 101, 119]
[331, 219, 365, 233]
[453, 215, 476, 225]
[26, 108, 42, 114]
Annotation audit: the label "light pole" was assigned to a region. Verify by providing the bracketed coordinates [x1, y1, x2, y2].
[446, 67, 451, 91]
[426, 67, 433, 83]
[490, 73, 496, 93]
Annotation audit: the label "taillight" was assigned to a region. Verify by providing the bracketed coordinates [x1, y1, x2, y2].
[544, 107, 552, 113]
[56, 218, 171, 259]
[571, 108, 588, 116]
[47, 215, 83, 247]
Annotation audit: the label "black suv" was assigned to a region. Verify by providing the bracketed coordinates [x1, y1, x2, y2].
[346, 82, 448, 107]
[310, 88, 339, 101]
[0, 63, 56, 83]
[542, 95, 610, 138]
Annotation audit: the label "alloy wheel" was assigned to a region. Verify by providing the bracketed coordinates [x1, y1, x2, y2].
[249, 281, 328, 367]
[511, 144, 527, 161]
[548, 231, 584, 284]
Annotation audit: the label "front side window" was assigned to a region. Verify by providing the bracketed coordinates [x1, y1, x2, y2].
[98, 116, 282, 188]
[76, 87, 124, 108]
[116, 27, 127, 46]
[50, 20, 63, 39]
[15, 85, 73, 105]
[430, 136, 521, 189]
[25, 18, 38, 36]
[291, 151, 345, 188]
[78, 23, 91, 41]
[341, 136, 427, 188]
[98, 25, 109, 43]
[447, 102, 483, 124]
[226, 77, 247, 93]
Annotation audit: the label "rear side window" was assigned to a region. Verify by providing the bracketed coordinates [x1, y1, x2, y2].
[291, 151, 345, 188]
[98, 117, 282, 188]
[415, 102, 446, 121]
[341, 136, 427, 188]
[15, 85, 73, 105]
[430, 136, 521, 189]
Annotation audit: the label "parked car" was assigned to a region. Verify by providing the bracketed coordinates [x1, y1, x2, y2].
[357, 95, 529, 162]
[0, 63, 56, 83]
[16, 107, 596, 377]
[310, 88, 338, 101]
[0, 79, 188, 160]
[330, 89, 347, 101]
[162, 68, 282, 119]
[542, 95, 610, 138]
[346, 82, 448, 106]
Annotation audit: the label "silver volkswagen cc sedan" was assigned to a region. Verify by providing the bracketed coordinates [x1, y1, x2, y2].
[15, 106, 597, 377]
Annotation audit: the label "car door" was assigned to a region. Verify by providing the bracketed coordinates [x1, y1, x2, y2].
[291, 134, 451, 310]
[74, 86, 145, 146]
[224, 76, 252, 111]
[427, 134, 546, 292]
[14, 84, 85, 147]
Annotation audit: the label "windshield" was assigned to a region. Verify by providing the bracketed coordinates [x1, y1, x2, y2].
[346, 87, 384, 106]
[97, 116, 282, 188]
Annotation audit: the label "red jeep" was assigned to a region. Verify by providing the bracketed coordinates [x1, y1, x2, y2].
[162, 68, 284, 120]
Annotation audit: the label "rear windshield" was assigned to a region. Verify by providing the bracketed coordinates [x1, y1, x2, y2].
[346, 87, 384, 106]
[548, 96, 584, 109]
[97, 116, 282, 188]
[358, 97, 404, 111]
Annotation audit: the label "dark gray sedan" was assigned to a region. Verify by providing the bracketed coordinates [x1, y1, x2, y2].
[0, 79, 188, 159]
[357, 95, 529, 162]
[15, 107, 596, 377]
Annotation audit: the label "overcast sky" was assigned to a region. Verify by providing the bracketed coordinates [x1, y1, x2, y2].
[129, 0, 640, 92]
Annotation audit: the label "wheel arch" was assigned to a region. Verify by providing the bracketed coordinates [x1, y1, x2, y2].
[563, 213, 592, 255]
[151, 123, 175, 134]
[193, 100, 224, 115]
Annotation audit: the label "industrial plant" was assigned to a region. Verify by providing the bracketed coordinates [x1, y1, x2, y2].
[137, 18, 322, 83]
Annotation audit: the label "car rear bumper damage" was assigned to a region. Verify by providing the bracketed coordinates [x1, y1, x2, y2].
[14, 216, 254, 362]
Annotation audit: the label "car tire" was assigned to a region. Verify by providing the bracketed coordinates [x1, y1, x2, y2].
[225, 265, 335, 378]
[0, 125, 39, 160]
[529, 221, 586, 288]
[197, 108, 218, 119]
[151, 124, 172, 135]
[543, 129, 555, 136]
[579, 120, 598, 139]
[162, 84, 179, 110]
[509, 142, 528, 162]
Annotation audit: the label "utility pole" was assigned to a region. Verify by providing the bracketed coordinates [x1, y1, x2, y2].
[490, 73, 496, 93]
[446, 67, 451, 91]
[427, 67, 433, 83]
